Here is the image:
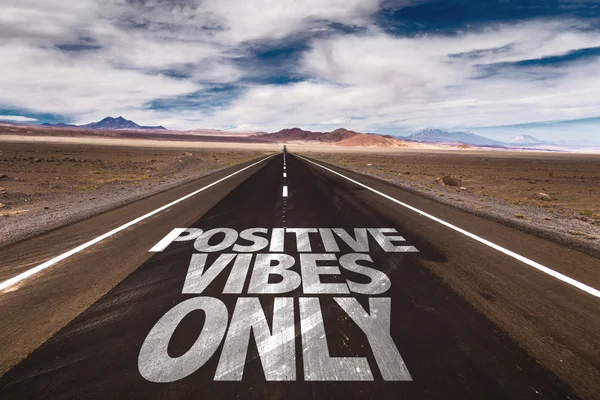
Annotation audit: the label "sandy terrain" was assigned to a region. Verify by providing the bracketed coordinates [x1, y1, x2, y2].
[0, 123, 271, 144]
[0, 134, 281, 150]
[2, 131, 599, 256]
[0, 139, 272, 248]
[301, 150, 600, 257]
[286, 140, 478, 152]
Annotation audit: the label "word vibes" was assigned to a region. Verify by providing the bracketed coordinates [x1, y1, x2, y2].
[138, 227, 418, 383]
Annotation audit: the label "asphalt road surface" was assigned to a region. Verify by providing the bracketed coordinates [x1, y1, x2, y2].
[0, 152, 598, 399]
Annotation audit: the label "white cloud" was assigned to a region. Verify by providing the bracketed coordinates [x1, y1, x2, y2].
[0, 115, 38, 122]
[187, 20, 600, 136]
[204, 0, 380, 42]
[0, 1, 599, 140]
[0, 43, 200, 119]
[0, 0, 380, 126]
[0, 1, 98, 42]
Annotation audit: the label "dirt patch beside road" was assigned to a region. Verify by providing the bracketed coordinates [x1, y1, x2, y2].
[302, 151, 600, 257]
[0, 140, 270, 248]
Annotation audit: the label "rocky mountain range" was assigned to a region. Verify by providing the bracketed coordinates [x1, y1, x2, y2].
[257, 128, 409, 147]
[42, 116, 166, 130]
[401, 129, 505, 146]
[6, 115, 587, 149]
[398, 129, 571, 148]
[505, 135, 549, 146]
[256, 128, 360, 142]
[257, 127, 576, 149]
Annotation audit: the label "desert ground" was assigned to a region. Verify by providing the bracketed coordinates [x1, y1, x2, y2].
[0, 138, 274, 248]
[1, 132, 599, 255]
[299, 150, 600, 257]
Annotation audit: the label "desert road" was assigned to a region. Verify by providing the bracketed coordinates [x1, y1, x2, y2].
[0, 151, 598, 399]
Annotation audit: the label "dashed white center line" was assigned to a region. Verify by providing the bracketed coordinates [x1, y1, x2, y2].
[282, 154, 288, 226]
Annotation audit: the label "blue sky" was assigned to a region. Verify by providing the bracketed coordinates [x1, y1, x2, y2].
[1, 0, 600, 141]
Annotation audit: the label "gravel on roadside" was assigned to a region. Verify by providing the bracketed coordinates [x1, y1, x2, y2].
[0, 156, 262, 250]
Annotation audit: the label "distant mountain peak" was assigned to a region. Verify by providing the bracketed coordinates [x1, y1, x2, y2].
[330, 128, 350, 134]
[404, 129, 558, 148]
[405, 129, 505, 147]
[41, 122, 77, 128]
[42, 116, 166, 130]
[506, 134, 545, 144]
[85, 116, 139, 129]
[261, 127, 360, 142]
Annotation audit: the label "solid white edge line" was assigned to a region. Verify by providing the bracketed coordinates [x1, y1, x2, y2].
[283, 186, 288, 197]
[296, 154, 600, 299]
[0, 154, 276, 292]
[148, 228, 187, 252]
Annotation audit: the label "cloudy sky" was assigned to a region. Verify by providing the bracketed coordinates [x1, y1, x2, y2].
[1, 0, 600, 140]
